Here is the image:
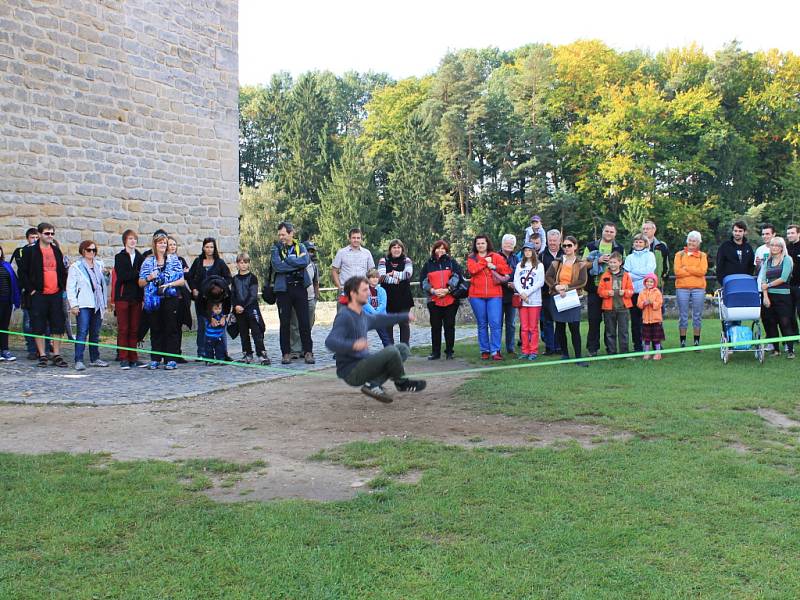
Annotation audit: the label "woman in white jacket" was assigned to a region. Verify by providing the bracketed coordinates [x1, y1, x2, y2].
[67, 240, 109, 371]
[513, 242, 546, 360]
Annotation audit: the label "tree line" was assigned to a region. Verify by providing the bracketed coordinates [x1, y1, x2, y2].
[238, 40, 800, 286]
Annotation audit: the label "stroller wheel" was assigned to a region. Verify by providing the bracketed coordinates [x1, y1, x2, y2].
[752, 321, 765, 364]
[720, 333, 729, 364]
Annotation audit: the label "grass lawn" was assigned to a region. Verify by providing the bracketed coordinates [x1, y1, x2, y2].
[2, 321, 799, 598]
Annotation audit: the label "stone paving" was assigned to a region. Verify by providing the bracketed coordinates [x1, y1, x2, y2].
[0, 326, 476, 406]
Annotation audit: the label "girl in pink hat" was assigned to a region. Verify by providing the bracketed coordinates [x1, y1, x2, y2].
[637, 273, 665, 360]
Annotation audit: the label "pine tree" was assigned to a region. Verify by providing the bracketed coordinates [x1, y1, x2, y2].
[386, 116, 446, 264]
[317, 138, 380, 278]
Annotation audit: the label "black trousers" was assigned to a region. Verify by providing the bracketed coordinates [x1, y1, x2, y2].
[428, 302, 458, 356]
[239, 309, 265, 355]
[556, 321, 582, 359]
[630, 293, 643, 352]
[387, 321, 411, 345]
[0, 302, 11, 350]
[792, 286, 800, 322]
[586, 292, 604, 353]
[276, 285, 312, 355]
[762, 293, 798, 352]
[150, 296, 180, 362]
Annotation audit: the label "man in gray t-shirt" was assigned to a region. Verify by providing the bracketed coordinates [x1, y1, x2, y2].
[331, 228, 375, 309]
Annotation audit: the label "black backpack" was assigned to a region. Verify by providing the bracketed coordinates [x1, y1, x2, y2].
[261, 263, 276, 305]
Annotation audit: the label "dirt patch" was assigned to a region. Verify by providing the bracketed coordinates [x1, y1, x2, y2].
[755, 408, 800, 429]
[727, 442, 751, 454]
[0, 358, 628, 501]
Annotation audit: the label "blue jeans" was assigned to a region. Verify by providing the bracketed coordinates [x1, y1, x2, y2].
[501, 302, 517, 352]
[376, 326, 393, 348]
[75, 308, 102, 363]
[205, 335, 226, 361]
[677, 288, 705, 330]
[22, 308, 37, 354]
[196, 306, 227, 358]
[469, 297, 503, 354]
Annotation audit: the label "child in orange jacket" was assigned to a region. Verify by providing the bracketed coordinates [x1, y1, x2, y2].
[597, 252, 634, 354]
[637, 273, 664, 360]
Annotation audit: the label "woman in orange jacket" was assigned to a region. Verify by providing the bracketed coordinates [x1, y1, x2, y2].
[674, 231, 708, 348]
[467, 234, 511, 360]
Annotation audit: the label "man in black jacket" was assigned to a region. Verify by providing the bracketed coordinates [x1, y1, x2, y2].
[786, 224, 800, 321]
[539, 230, 563, 355]
[11, 227, 41, 359]
[18, 222, 69, 367]
[715, 221, 755, 284]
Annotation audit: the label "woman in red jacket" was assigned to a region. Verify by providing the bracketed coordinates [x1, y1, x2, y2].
[419, 239, 463, 360]
[467, 235, 511, 360]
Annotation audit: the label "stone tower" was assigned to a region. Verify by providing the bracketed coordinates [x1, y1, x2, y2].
[0, 0, 239, 262]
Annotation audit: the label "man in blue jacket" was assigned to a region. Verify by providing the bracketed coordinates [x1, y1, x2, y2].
[271, 222, 314, 365]
[325, 276, 426, 403]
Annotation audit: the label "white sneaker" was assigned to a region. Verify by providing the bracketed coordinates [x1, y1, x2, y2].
[89, 359, 109, 367]
[75, 361, 86, 371]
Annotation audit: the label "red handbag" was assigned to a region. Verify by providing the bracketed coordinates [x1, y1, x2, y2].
[511, 293, 522, 308]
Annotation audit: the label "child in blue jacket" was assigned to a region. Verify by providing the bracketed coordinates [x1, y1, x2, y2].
[365, 268, 392, 347]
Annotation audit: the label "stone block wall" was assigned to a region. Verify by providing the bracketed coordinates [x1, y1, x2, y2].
[0, 0, 240, 263]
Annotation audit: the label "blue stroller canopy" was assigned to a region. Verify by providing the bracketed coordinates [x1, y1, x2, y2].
[722, 275, 760, 308]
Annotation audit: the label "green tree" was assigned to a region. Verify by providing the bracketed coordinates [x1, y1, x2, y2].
[385, 116, 447, 263]
[275, 73, 338, 233]
[239, 182, 287, 283]
[316, 138, 380, 280]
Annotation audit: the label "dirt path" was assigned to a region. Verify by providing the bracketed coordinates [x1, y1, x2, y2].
[0, 359, 626, 501]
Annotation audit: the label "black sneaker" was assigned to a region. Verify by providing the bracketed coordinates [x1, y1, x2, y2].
[360, 383, 393, 403]
[427, 353, 441, 360]
[394, 378, 427, 393]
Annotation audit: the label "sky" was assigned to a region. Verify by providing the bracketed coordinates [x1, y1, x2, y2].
[239, 0, 800, 85]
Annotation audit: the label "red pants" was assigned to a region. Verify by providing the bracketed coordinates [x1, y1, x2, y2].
[116, 300, 142, 362]
[519, 306, 541, 355]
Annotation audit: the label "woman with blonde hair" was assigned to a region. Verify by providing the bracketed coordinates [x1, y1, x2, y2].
[674, 230, 708, 348]
[138, 233, 185, 370]
[759, 236, 796, 358]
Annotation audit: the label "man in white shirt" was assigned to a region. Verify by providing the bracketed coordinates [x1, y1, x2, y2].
[331, 228, 375, 310]
[754, 224, 775, 269]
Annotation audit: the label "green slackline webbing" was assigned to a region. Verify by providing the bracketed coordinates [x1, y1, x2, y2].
[2, 329, 797, 379]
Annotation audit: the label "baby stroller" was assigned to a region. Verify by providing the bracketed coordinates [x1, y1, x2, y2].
[715, 274, 765, 364]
